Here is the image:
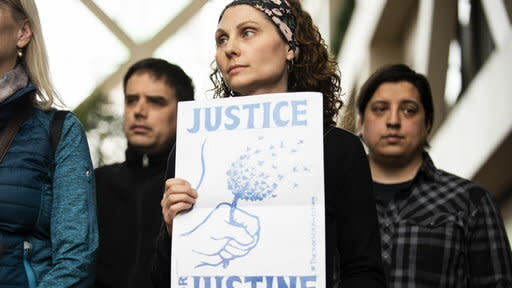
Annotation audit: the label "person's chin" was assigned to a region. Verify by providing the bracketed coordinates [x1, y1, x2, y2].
[226, 77, 253, 94]
[130, 142, 158, 154]
[377, 146, 408, 158]
[128, 135, 153, 147]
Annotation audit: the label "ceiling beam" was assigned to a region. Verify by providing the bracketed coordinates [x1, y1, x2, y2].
[80, 0, 135, 48]
[77, 0, 208, 95]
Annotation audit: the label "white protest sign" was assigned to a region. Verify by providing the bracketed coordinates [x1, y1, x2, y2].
[172, 92, 325, 288]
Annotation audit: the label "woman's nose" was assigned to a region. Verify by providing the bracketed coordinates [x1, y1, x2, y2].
[224, 38, 240, 58]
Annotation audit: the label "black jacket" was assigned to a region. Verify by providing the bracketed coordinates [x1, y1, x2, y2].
[94, 145, 171, 288]
[151, 127, 385, 287]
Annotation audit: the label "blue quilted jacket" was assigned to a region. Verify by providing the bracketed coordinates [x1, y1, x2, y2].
[0, 84, 98, 287]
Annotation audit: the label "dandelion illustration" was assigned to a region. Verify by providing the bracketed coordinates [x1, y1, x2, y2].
[226, 151, 279, 224]
[225, 137, 309, 224]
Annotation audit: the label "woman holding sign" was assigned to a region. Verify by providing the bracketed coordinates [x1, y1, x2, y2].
[153, 0, 385, 287]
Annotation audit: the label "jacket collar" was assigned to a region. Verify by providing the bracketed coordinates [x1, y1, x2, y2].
[0, 65, 33, 106]
[125, 143, 173, 168]
[416, 152, 438, 182]
[0, 82, 36, 108]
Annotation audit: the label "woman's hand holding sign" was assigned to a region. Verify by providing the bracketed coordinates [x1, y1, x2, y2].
[161, 178, 198, 236]
[161, 178, 260, 268]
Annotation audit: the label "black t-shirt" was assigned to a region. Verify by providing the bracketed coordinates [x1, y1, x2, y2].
[373, 180, 413, 206]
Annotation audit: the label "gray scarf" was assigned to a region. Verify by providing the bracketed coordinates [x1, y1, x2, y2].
[0, 65, 29, 103]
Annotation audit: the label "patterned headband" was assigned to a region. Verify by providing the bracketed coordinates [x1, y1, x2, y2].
[220, 0, 298, 54]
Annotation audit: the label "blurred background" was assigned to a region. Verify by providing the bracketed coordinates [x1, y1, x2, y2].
[36, 0, 512, 243]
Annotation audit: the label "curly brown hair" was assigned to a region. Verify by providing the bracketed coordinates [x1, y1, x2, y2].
[209, 0, 342, 125]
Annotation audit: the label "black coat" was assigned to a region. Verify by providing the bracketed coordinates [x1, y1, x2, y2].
[151, 127, 385, 287]
[94, 145, 171, 288]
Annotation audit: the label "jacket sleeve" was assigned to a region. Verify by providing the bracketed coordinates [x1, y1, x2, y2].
[151, 224, 172, 288]
[150, 147, 176, 288]
[336, 133, 386, 287]
[37, 113, 98, 288]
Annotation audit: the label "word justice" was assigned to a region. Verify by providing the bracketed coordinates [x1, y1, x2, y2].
[186, 100, 308, 133]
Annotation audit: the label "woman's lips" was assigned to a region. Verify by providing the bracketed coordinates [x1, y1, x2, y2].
[228, 64, 247, 74]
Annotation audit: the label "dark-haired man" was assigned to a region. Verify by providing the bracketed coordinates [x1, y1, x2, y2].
[94, 58, 194, 288]
[357, 64, 512, 287]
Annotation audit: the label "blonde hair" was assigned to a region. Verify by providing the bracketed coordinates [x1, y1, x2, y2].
[3, 0, 63, 109]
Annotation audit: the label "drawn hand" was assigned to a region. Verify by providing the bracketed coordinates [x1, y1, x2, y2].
[182, 202, 260, 268]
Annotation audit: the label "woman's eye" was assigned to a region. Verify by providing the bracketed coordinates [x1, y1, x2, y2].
[242, 29, 255, 37]
[216, 35, 228, 45]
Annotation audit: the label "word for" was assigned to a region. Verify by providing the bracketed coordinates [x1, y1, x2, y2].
[178, 275, 317, 288]
[186, 100, 308, 133]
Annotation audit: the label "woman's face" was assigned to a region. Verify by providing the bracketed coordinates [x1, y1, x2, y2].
[215, 5, 295, 96]
[0, 4, 30, 77]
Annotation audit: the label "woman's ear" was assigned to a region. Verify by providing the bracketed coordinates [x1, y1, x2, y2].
[286, 48, 295, 62]
[17, 20, 32, 49]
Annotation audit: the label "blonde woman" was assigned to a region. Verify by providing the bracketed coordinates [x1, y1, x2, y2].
[0, 0, 97, 287]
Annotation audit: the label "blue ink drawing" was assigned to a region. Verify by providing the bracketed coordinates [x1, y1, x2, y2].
[195, 140, 207, 190]
[181, 137, 309, 269]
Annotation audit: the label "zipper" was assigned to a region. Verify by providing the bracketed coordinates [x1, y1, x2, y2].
[23, 241, 37, 288]
[142, 154, 149, 167]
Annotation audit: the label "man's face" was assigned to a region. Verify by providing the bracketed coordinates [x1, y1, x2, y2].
[359, 81, 430, 164]
[123, 72, 177, 154]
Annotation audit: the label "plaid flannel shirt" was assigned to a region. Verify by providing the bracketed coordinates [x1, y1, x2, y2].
[376, 153, 512, 287]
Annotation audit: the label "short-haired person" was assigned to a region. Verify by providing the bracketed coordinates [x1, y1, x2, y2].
[0, 0, 97, 286]
[94, 58, 194, 288]
[151, 0, 386, 287]
[357, 63, 512, 287]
